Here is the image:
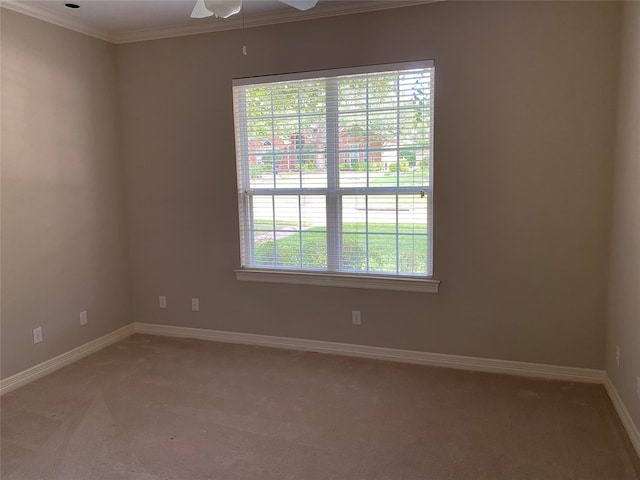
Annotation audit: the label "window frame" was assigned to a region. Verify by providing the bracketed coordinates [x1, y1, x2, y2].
[233, 61, 439, 293]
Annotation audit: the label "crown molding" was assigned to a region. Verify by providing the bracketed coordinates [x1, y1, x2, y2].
[116, 1, 436, 44]
[1, 0, 437, 45]
[0, 0, 115, 43]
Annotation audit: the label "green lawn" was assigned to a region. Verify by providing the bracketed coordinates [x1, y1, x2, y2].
[253, 223, 428, 274]
[253, 219, 310, 230]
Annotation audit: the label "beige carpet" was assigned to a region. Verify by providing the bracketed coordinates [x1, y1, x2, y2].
[2, 334, 639, 480]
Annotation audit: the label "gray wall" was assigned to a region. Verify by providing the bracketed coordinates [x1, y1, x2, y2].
[1, 10, 132, 378]
[606, 1, 640, 433]
[117, 1, 620, 369]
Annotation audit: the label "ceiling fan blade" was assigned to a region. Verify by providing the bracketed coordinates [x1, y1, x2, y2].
[278, 0, 319, 11]
[204, 0, 243, 18]
[191, 0, 214, 18]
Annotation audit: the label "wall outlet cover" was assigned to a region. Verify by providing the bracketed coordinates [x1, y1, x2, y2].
[33, 327, 43, 344]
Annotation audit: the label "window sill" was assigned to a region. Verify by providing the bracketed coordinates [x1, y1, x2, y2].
[235, 269, 440, 293]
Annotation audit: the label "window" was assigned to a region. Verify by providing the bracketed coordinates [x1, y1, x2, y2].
[233, 61, 438, 292]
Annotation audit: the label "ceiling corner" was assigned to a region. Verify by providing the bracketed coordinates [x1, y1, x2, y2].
[1, 0, 116, 43]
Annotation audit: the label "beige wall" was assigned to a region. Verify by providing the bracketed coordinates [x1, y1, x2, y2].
[1, 10, 132, 378]
[606, 2, 640, 431]
[118, 1, 620, 369]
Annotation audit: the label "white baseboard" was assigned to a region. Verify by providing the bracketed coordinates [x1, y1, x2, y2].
[134, 322, 604, 384]
[604, 373, 640, 458]
[6, 320, 639, 458]
[0, 324, 135, 396]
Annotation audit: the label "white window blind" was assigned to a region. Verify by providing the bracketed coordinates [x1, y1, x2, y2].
[233, 61, 435, 280]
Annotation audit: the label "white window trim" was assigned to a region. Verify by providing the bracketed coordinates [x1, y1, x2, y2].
[233, 60, 439, 291]
[235, 269, 440, 293]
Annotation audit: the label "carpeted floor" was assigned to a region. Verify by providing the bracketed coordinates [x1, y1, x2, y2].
[2, 334, 639, 480]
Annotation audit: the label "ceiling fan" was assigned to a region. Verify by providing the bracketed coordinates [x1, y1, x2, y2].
[191, 0, 319, 19]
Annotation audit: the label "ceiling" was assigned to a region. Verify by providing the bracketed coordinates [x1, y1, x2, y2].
[2, 0, 433, 44]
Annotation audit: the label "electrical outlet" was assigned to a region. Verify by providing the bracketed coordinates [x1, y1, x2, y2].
[33, 327, 43, 344]
[191, 298, 200, 312]
[616, 346, 620, 367]
[352, 310, 361, 325]
[159, 296, 167, 309]
[80, 310, 88, 326]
